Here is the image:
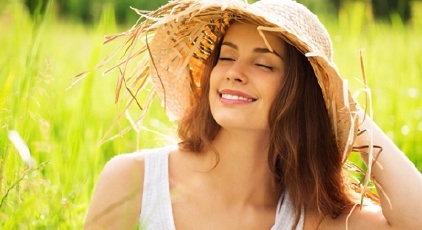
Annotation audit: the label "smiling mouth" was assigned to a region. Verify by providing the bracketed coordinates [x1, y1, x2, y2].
[218, 91, 257, 102]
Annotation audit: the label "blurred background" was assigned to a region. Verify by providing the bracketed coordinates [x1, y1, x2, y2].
[1, 0, 421, 228]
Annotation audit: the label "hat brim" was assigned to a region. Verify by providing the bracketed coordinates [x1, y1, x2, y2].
[116, 0, 358, 160]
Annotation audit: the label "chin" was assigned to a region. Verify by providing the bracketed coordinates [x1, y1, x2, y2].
[214, 115, 266, 132]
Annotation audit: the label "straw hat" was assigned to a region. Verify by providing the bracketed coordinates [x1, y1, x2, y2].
[108, 0, 358, 159]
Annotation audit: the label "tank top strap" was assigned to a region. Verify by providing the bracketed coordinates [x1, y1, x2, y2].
[272, 190, 305, 230]
[139, 147, 176, 230]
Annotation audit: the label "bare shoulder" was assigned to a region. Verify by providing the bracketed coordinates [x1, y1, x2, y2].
[84, 152, 146, 230]
[101, 152, 146, 181]
[327, 204, 391, 230]
[315, 204, 392, 230]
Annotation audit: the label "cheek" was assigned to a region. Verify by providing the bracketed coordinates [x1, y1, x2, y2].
[259, 77, 283, 96]
[260, 80, 283, 110]
[209, 68, 223, 91]
[209, 70, 216, 89]
[272, 80, 283, 97]
[208, 70, 219, 102]
[271, 75, 284, 95]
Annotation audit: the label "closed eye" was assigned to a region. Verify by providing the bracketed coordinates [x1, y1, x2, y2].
[218, 57, 235, 62]
[256, 63, 274, 71]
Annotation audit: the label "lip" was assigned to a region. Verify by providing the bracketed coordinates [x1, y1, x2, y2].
[219, 89, 256, 99]
[217, 89, 257, 104]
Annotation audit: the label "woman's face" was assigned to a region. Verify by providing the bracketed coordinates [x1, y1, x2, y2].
[209, 22, 286, 133]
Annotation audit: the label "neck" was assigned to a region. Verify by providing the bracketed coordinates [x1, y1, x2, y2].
[200, 128, 281, 207]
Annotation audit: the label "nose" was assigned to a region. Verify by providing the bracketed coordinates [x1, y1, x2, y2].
[225, 62, 248, 84]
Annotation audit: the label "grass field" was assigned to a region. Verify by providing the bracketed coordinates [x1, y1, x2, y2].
[1, 1, 421, 228]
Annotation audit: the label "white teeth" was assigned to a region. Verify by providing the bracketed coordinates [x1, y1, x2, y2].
[221, 93, 254, 102]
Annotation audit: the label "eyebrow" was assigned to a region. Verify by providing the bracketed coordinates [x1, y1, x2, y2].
[221, 41, 284, 61]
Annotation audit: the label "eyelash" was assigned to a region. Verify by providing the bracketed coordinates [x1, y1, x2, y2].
[218, 57, 234, 62]
[255, 63, 274, 71]
[218, 57, 274, 71]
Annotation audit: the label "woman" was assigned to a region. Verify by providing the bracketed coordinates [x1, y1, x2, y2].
[84, 0, 422, 229]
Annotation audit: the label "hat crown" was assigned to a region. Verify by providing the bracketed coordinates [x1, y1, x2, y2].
[252, 0, 333, 60]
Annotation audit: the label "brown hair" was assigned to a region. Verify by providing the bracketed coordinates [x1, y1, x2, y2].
[178, 30, 356, 225]
[178, 37, 222, 153]
[267, 43, 356, 225]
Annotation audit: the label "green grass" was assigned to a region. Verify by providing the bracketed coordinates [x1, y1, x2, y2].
[323, 1, 422, 166]
[0, 1, 421, 228]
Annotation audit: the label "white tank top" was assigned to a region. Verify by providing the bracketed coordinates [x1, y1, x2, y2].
[139, 147, 304, 230]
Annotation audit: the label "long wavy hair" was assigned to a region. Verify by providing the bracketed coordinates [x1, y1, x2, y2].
[178, 29, 357, 226]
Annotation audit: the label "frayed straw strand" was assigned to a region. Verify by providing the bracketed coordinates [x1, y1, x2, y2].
[146, 28, 166, 112]
[346, 203, 359, 230]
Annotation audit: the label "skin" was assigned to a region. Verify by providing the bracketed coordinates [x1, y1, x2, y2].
[84, 22, 422, 229]
[209, 22, 285, 133]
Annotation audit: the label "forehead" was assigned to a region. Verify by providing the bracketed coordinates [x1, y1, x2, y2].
[222, 21, 286, 55]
